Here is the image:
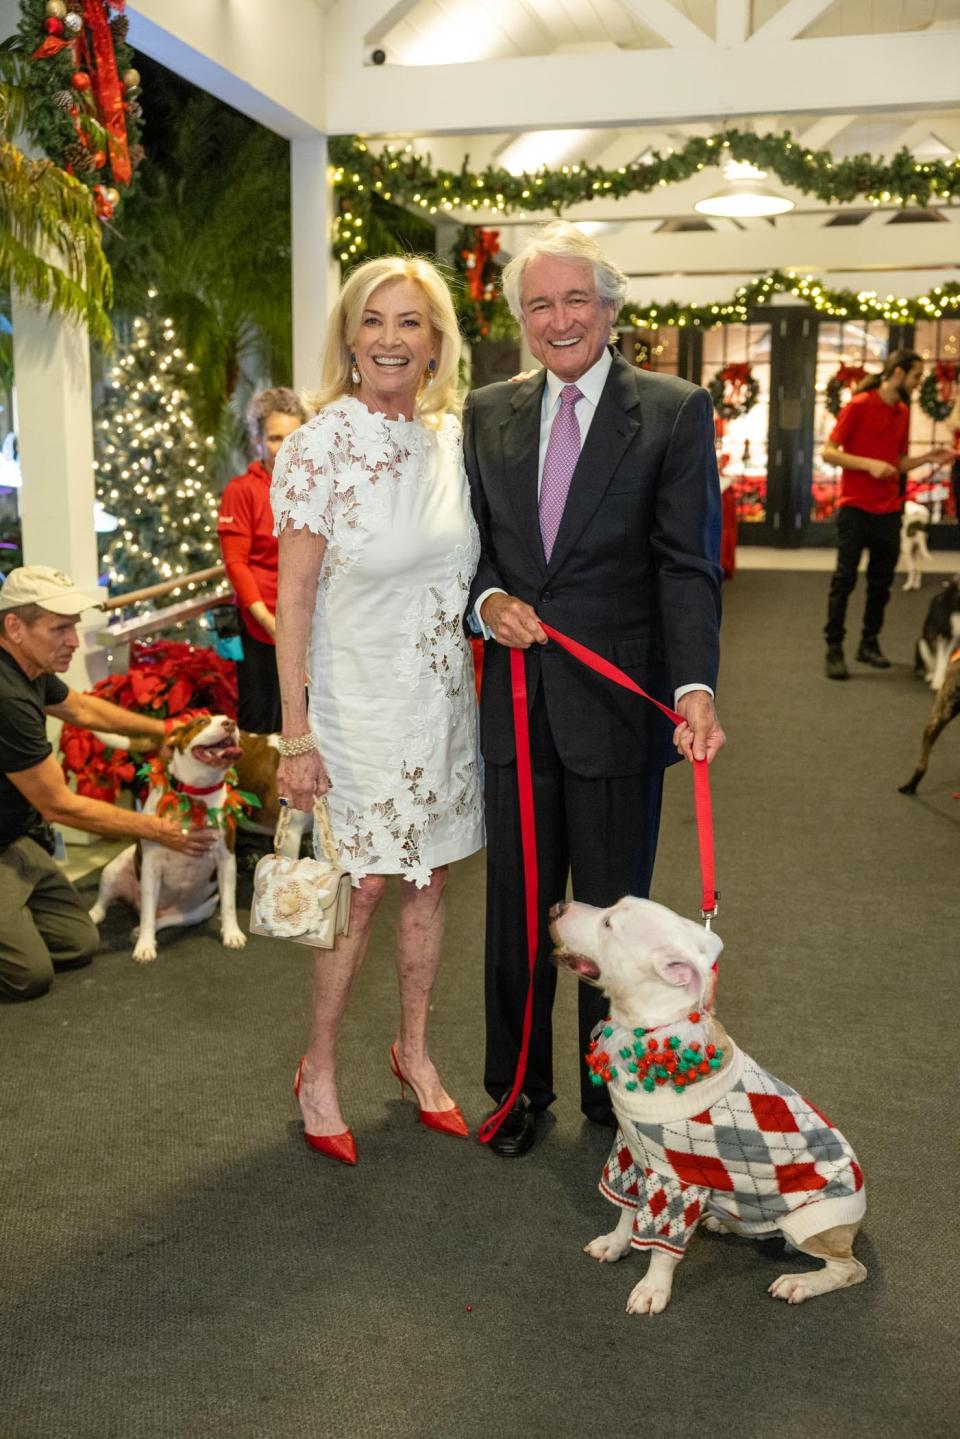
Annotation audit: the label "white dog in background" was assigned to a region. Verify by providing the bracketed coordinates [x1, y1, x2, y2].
[90, 714, 248, 963]
[551, 897, 866, 1316]
[900, 500, 932, 591]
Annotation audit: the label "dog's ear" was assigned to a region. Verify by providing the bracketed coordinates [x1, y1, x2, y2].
[653, 951, 699, 990]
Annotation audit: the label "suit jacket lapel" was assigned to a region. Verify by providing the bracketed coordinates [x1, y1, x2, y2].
[499, 370, 548, 576]
[545, 353, 641, 578]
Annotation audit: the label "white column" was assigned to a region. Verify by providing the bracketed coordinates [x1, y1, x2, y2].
[290, 135, 341, 394]
[11, 292, 106, 689]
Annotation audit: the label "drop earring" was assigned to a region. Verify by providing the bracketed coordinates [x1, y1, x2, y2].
[350, 352, 361, 386]
[426, 357, 437, 386]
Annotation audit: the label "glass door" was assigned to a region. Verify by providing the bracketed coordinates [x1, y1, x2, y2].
[912, 319, 960, 543]
[701, 322, 772, 533]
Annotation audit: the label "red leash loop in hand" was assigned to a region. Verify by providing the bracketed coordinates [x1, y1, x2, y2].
[476, 626, 718, 1145]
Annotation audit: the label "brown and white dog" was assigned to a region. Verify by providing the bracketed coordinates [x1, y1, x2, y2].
[899, 641, 960, 795]
[915, 574, 960, 691]
[551, 897, 867, 1315]
[90, 715, 248, 963]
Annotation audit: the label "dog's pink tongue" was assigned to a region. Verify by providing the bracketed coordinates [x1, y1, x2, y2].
[219, 744, 243, 763]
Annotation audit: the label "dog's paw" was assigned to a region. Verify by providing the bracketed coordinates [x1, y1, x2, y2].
[625, 1278, 673, 1316]
[768, 1273, 818, 1304]
[88, 903, 106, 925]
[701, 1215, 730, 1235]
[132, 938, 157, 964]
[584, 1231, 633, 1264]
[221, 927, 247, 950]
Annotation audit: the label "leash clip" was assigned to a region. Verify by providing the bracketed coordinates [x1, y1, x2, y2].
[700, 893, 720, 931]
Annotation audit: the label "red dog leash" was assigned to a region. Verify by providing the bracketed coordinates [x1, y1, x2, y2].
[476, 624, 719, 1145]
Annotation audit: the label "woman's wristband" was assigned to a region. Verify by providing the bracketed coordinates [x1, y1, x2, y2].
[276, 732, 319, 757]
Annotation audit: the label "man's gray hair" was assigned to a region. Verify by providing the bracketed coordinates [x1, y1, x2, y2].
[1, 602, 46, 634]
[501, 221, 628, 322]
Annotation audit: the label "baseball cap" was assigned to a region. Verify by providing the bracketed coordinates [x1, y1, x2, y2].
[0, 565, 104, 615]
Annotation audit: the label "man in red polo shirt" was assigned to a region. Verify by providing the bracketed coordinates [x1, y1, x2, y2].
[822, 349, 952, 680]
[218, 387, 307, 730]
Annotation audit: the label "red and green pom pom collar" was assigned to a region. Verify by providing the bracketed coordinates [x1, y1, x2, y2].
[137, 758, 261, 832]
[586, 1011, 725, 1097]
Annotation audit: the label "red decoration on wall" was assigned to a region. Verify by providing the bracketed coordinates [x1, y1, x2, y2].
[82, 0, 131, 184]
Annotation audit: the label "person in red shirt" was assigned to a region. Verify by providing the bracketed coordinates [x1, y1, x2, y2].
[822, 349, 952, 680]
[218, 388, 307, 730]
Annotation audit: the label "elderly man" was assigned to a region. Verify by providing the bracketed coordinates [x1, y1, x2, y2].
[0, 566, 216, 1001]
[465, 222, 725, 1157]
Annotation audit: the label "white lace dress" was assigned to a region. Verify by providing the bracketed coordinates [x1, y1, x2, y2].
[270, 395, 484, 887]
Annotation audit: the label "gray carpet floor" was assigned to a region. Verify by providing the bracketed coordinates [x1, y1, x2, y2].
[2, 569, 958, 1439]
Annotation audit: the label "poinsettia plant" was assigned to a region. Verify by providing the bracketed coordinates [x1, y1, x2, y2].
[60, 639, 237, 801]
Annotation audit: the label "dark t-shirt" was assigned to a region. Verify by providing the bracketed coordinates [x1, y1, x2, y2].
[0, 646, 68, 849]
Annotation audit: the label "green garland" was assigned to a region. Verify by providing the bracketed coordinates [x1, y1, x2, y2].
[329, 128, 960, 264]
[14, 0, 143, 213]
[619, 269, 960, 329]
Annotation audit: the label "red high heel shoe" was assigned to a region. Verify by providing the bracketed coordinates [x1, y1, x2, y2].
[389, 1043, 470, 1139]
[292, 1058, 357, 1165]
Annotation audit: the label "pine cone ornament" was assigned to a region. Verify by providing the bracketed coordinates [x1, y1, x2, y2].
[63, 141, 89, 171]
[126, 99, 143, 121]
[129, 143, 145, 169]
[110, 14, 129, 41]
[53, 89, 75, 111]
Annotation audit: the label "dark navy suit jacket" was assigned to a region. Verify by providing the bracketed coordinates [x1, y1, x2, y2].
[464, 351, 722, 777]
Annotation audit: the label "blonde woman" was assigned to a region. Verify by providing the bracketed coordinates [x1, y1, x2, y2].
[270, 256, 483, 1164]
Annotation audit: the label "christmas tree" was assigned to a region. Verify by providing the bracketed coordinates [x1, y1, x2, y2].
[94, 302, 220, 591]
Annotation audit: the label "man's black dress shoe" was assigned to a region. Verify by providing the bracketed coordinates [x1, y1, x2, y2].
[483, 1092, 537, 1158]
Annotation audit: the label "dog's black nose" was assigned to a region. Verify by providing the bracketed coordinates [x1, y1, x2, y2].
[549, 901, 567, 921]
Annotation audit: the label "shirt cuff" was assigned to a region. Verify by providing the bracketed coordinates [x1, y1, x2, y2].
[674, 683, 714, 707]
[472, 587, 507, 639]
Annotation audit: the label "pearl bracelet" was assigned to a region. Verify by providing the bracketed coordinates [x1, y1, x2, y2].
[276, 732, 319, 757]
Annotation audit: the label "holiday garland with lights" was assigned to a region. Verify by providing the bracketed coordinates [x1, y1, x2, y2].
[94, 306, 220, 593]
[15, 0, 143, 219]
[329, 127, 960, 265]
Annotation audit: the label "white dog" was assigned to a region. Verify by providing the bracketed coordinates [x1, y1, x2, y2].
[900, 500, 932, 592]
[90, 714, 248, 963]
[551, 897, 866, 1315]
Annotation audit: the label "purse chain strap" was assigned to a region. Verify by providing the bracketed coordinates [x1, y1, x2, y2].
[274, 794, 338, 864]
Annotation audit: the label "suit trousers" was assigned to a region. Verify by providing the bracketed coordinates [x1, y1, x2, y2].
[483, 683, 664, 1118]
[824, 505, 901, 648]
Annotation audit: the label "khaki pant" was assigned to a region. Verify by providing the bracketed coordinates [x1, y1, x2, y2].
[0, 836, 99, 1000]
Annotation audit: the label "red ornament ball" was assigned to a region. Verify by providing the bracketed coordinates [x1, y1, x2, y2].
[71, 70, 91, 91]
[44, 15, 64, 33]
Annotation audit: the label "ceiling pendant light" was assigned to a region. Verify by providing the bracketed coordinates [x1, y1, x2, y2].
[694, 160, 795, 219]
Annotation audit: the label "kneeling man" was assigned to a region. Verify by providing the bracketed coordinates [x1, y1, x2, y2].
[0, 566, 216, 1001]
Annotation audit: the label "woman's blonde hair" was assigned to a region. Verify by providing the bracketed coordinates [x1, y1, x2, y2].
[311, 255, 462, 426]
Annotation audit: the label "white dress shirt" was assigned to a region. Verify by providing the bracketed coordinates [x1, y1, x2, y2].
[473, 349, 712, 704]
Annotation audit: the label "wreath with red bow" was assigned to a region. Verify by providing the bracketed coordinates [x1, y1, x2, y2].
[918, 362, 958, 423]
[15, 0, 144, 219]
[453, 225, 512, 344]
[707, 363, 760, 420]
[824, 364, 867, 417]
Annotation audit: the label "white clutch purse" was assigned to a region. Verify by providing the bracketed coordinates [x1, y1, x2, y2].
[249, 797, 351, 949]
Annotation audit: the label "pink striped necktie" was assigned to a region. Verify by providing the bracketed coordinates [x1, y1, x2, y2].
[538, 383, 584, 562]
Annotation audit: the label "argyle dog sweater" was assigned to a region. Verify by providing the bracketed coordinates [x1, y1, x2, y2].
[600, 1043, 865, 1258]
